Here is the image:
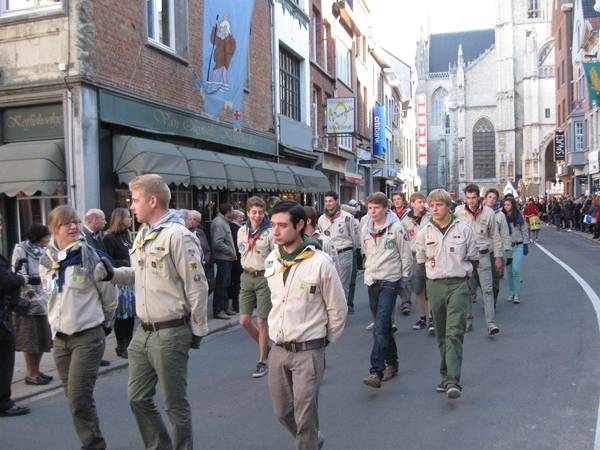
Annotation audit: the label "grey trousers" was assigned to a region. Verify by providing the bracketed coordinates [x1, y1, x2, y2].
[128, 324, 193, 450]
[54, 325, 106, 450]
[467, 253, 496, 327]
[337, 249, 353, 303]
[268, 345, 325, 450]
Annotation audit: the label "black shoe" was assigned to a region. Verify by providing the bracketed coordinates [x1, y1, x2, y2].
[116, 347, 129, 359]
[0, 405, 30, 417]
[25, 375, 50, 386]
[39, 373, 53, 381]
[99, 360, 110, 367]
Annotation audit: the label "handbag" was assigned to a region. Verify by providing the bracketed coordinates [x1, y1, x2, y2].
[584, 214, 593, 224]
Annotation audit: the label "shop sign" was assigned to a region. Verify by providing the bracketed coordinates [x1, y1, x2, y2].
[99, 91, 277, 156]
[417, 94, 427, 166]
[372, 105, 385, 155]
[3, 104, 64, 142]
[555, 130, 565, 161]
[326, 97, 355, 134]
[590, 150, 599, 174]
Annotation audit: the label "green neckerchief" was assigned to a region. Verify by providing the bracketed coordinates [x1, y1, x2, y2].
[278, 236, 322, 284]
[325, 204, 341, 219]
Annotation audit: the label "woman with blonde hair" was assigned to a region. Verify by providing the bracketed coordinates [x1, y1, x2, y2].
[40, 205, 117, 449]
[103, 208, 135, 358]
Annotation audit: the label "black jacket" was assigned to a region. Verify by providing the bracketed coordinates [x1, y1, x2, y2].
[0, 253, 24, 308]
[83, 227, 107, 253]
[103, 231, 132, 268]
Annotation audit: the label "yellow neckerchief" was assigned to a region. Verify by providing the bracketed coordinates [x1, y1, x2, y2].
[134, 227, 164, 253]
[46, 241, 80, 271]
[275, 248, 315, 273]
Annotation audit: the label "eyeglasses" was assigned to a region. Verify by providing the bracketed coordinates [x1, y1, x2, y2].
[59, 220, 81, 228]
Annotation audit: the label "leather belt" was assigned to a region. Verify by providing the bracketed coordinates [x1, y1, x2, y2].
[479, 249, 489, 254]
[141, 315, 189, 332]
[338, 247, 353, 254]
[276, 338, 327, 353]
[244, 270, 265, 277]
[512, 241, 523, 247]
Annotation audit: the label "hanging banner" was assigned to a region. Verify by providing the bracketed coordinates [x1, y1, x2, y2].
[417, 94, 427, 166]
[555, 130, 565, 161]
[193, 0, 255, 129]
[583, 62, 600, 109]
[372, 105, 385, 155]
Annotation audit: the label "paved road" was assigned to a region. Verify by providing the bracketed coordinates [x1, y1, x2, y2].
[2, 225, 599, 450]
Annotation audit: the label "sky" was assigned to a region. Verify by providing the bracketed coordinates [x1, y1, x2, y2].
[370, 0, 497, 66]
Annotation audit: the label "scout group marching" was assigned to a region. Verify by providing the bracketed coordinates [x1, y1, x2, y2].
[0, 173, 528, 450]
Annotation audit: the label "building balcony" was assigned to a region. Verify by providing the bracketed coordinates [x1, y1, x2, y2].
[567, 151, 586, 168]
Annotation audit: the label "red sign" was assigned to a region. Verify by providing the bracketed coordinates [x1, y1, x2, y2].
[450, 190, 456, 197]
[417, 94, 427, 166]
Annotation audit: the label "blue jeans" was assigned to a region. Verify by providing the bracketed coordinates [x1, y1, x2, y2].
[504, 245, 524, 296]
[368, 281, 399, 375]
[213, 259, 232, 314]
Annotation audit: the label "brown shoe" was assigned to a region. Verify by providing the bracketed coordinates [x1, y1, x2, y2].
[382, 365, 398, 381]
[214, 311, 231, 320]
[363, 373, 382, 388]
[225, 309, 237, 316]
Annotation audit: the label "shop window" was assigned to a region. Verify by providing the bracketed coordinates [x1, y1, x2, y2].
[231, 192, 248, 212]
[169, 185, 192, 210]
[17, 191, 67, 241]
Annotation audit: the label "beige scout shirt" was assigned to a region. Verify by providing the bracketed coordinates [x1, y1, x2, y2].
[415, 218, 479, 280]
[493, 209, 513, 259]
[112, 221, 209, 337]
[361, 220, 413, 286]
[317, 210, 358, 251]
[237, 225, 275, 272]
[311, 230, 340, 274]
[400, 212, 432, 253]
[265, 246, 347, 344]
[454, 204, 502, 257]
[41, 240, 118, 336]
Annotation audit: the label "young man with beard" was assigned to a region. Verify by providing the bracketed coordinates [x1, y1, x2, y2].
[265, 201, 346, 449]
[400, 192, 434, 333]
[361, 193, 412, 388]
[415, 189, 478, 399]
[454, 184, 502, 335]
[237, 197, 275, 378]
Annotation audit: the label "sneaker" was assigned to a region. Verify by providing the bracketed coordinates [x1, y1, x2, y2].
[487, 325, 500, 335]
[214, 311, 231, 320]
[381, 365, 398, 381]
[512, 295, 520, 304]
[446, 386, 461, 399]
[465, 324, 473, 333]
[391, 324, 398, 333]
[348, 306, 355, 315]
[413, 319, 427, 330]
[401, 307, 410, 316]
[436, 382, 446, 392]
[363, 373, 382, 388]
[428, 320, 435, 334]
[507, 294, 514, 302]
[366, 322, 374, 330]
[252, 362, 268, 378]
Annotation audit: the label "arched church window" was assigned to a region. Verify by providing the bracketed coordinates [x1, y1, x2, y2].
[430, 88, 448, 127]
[473, 118, 496, 179]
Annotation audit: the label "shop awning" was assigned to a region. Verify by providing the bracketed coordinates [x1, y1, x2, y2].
[113, 135, 190, 186]
[177, 146, 228, 190]
[266, 162, 298, 192]
[243, 158, 278, 192]
[214, 153, 254, 191]
[287, 166, 331, 194]
[0, 140, 66, 196]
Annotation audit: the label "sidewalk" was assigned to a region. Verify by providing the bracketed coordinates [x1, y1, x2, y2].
[541, 221, 600, 245]
[11, 308, 243, 403]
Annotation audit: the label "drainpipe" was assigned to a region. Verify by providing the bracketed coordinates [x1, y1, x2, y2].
[65, 90, 76, 209]
[270, 0, 280, 163]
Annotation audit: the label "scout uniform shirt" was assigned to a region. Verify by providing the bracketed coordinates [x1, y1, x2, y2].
[113, 213, 209, 337]
[493, 209, 513, 259]
[238, 221, 275, 272]
[311, 229, 340, 274]
[317, 208, 358, 252]
[454, 204, 502, 257]
[415, 216, 479, 280]
[401, 211, 432, 253]
[361, 210, 413, 286]
[264, 241, 347, 344]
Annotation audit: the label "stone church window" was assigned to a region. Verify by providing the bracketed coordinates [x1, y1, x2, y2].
[473, 118, 496, 179]
[431, 88, 448, 127]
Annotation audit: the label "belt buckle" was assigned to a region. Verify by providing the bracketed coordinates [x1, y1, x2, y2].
[144, 321, 156, 332]
[290, 342, 298, 352]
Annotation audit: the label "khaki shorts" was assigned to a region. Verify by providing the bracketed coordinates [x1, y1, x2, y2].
[410, 253, 427, 293]
[239, 272, 272, 319]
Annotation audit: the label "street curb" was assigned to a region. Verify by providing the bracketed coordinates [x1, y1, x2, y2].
[12, 316, 243, 403]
